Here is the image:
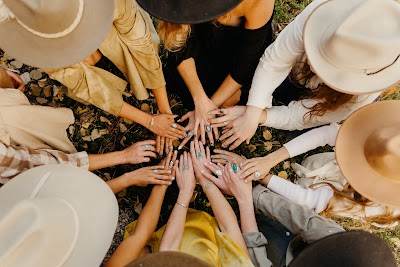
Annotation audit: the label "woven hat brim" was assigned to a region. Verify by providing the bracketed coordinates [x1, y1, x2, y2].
[0, 0, 114, 69]
[303, 0, 400, 95]
[137, 0, 242, 24]
[0, 165, 119, 267]
[335, 100, 400, 208]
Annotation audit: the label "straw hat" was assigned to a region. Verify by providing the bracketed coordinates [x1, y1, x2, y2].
[0, 0, 114, 68]
[0, 165, 119, 267]
[304, 0, 400, 95]
[289, 231, 396, 267]
[126, 252, 211, 267]
[136, 0, 242, 24]
[336, 100, 400, 208]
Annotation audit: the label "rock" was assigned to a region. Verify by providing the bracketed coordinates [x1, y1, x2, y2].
[10, 60, 23, 69]
[20, 72, 31, 84]
[29, 69, 42, 80]
[43, 86, 52, 97]
[36, 97, 48, 104]
[38, 78, 47, 87]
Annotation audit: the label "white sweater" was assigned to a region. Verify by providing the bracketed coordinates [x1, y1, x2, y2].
[247, 0, 381, 130]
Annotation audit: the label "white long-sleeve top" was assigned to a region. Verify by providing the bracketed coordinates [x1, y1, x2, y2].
[248, 0, 381, 130]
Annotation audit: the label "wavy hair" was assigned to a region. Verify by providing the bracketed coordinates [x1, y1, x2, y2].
[157, 21, 191, 52]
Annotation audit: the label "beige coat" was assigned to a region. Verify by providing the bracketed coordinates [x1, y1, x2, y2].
[0, 89, 76, 153]
[43, 0, 166, 116]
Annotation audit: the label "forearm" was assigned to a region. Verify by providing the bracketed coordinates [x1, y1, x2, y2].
[238, 198, 259, 233]
[177, 58, 208, 102]
[159, 192, 191, 251]
[201, 180, 249, 255]
[106, 174, 130, 194]
[105, 186, 167, 267]
[153, 85, 172, 114]
[119, 102, 152, 128]
[210, 74, 242, 107]
[88, 151, 127, 171]
[263, 147, 290, 169]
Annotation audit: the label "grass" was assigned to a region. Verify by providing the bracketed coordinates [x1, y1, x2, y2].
[1, 0, 399, 264]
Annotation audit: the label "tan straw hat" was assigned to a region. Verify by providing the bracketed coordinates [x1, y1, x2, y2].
[0, 165, 119, 267]
[336, 100, 400, 208]
[0, 0, 114, 68]
[304, 0, 400, 95]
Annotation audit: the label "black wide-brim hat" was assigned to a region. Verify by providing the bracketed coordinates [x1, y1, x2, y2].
[136, 0, 242, 24]
[289, 231, 396, 267]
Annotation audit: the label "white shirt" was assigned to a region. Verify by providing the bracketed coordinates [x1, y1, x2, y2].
[247, 0, 381, 130]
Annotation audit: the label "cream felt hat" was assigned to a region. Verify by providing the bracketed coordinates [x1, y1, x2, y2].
[0, 165, 119, 267]
[0, 0, 114, 69]
[336, 100, 400, 208]
[304, 0, 400, 95]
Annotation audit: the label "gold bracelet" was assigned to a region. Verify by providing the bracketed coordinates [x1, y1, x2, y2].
[204, 182, 214, 189]
[148, 116, 155, 128]
[176, 202, 188, 209]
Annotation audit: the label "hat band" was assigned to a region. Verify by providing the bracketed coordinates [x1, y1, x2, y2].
[366, 54, 400, 76]
[0, 0, 84, 39]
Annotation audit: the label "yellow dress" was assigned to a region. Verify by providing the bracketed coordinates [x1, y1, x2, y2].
[125, 209, 254, 267]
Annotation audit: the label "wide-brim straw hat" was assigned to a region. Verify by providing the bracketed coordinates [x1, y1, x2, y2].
[336, 100, 400, 208]
[304, 0, 400, 95]
[126, 251, 212, 267]
[0, 165, 119, 267]
[0, 0, 114, 69]
[136, 0, 242, 24]
[289, 231, 396, 267]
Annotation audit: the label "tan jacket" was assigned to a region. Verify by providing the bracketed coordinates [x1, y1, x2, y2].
[43, 0, 166, 116]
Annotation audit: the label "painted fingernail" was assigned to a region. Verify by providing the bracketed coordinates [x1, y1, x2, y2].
[178, 146, 182, 150]
[160, 153, 163, 157]
[210, 143, 214, 146]
[173, 114, 179, 118]
[171, 176, 175, 180]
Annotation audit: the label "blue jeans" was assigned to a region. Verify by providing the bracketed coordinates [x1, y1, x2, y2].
[256, 214, 296, 267]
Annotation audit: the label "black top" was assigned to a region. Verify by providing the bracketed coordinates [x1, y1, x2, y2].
[164, 16, 274, 109]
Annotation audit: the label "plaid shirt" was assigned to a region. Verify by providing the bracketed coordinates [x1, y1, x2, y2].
[0, 143, 89, 184]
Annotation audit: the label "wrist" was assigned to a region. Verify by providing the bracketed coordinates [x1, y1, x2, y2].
[236, 194, 253, 205]
[259, 109, 268, 124]
[260, 174, 273, 186]
[177, 192, 192, 206]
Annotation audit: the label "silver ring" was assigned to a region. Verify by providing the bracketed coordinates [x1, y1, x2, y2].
[215, 170, 222, 176]
[183, 162, 189, 172]
[169, 161, 174, 169]
[171, 123, 177, 129]
[220, 109, 226, 115]
[205, 125, 212, 132]
[141, 144, 152, 149]
[220, 153, 228, 159]
[227, 130, 232, 136]
[153, 169, 159, 174]
[254, 171, 261, 178]
[186, 130, 194, 137]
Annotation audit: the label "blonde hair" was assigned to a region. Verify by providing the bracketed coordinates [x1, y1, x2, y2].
[157, 21, 191, 52]
[316, 183, 400, 229]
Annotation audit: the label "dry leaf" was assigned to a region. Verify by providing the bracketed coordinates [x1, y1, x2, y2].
[20, 72, 31, 84]
[30, 84, 42, 96]
[29, 69, 42, 80]
[82, 122, 91, 129]
[117, 189, 126, 197]
[190, 191, 198, 203]
[78, 108, 89, 115]
[172, 139, 181, 147]
[141, 103, 151, 113]
[123, 118, 133, 124]
[82, 136, 92, 141]
[205, 202, 211, 207]
[120, 136, 126, 146]
[38, 78, 47, 87]
[122, 91, 132, 97]
[264, 141, 273, 151]
[282, 161, 291, 170]
[103, 173, 111, 180]
[53, 85, 60, 96]
[43, 86, 51, 97]
[278, 171, 288, 180]
[170, 98, 178, 106]
[36, 97, 48, 104]
[68, 125, 75, 136]
[263, 129, 272, 140]
[10, 60, 23, 69]
[390, 238, 400, 248]
[90, 129, 102, 140]
[134, 196, 143, 214]
[100, 116, 112, 125]
[80, 128, 87, 136]
[82, 143, 88, 149]
[99, 129, 109, 135]
[248, 144, 257, 152]
[119, 123, 128, 133]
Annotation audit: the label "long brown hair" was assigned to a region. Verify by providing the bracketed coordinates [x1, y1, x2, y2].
[315, 183, 400, 229]
[290, 55, 354, 123]
[157, 21, 191, 52]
